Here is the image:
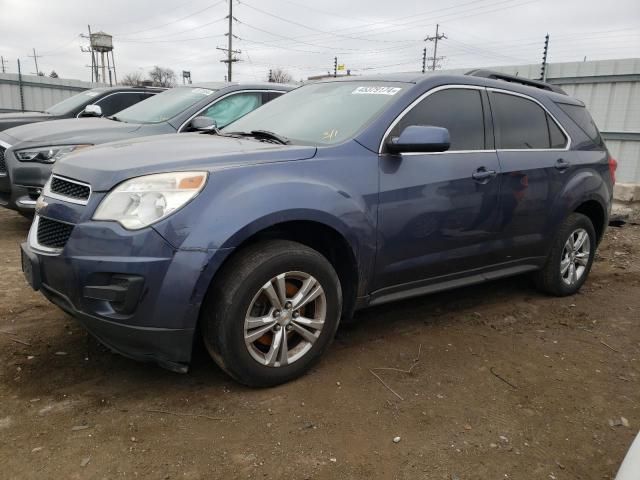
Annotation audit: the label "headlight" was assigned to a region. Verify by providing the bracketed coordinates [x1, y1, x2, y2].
[15, 144, 92, 163]
[93, 172, 208, 230]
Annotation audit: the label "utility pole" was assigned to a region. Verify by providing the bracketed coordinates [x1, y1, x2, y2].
[540, 33, 550, 81]
[217, 1, 240, 81]
[333, 57, 337, 78]
[421, 47, 427, 74]
[28, 48, 42, 75]
[425, 24, 447, 71]
[0, 56, 7, 73]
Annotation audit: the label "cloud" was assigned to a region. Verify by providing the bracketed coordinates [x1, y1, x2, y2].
[1, 0, 638, 83]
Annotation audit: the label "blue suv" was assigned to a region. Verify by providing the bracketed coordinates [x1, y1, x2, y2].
[21, 71, 616, 386]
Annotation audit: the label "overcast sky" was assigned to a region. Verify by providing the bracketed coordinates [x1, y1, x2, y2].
[1, 0, 639, 83]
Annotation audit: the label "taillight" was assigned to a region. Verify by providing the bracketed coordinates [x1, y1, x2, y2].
[608, 156, 618, 184]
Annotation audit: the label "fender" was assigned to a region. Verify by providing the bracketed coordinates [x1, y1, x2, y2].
[151, 147, 380, 311]
[544, 164, 610, 251]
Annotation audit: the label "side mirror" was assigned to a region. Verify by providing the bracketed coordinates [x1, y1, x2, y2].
[387, 125, 450, 154]
[191, 116, 218, 132]
[80, 104, 103, 117]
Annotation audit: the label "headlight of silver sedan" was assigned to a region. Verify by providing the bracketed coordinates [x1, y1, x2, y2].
[93, 172, 208, 230]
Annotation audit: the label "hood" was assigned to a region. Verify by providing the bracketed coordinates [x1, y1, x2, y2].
[53, 133, 318, 191]
[2, 117, 143, 146]
[0, 111, 52, 131]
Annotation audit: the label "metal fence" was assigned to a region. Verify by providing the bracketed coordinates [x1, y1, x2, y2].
[0, 72, 105, 113]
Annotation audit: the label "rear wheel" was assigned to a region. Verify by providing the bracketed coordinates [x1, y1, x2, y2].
[201, 240, 342, 387]
[535, 213, 596, 296]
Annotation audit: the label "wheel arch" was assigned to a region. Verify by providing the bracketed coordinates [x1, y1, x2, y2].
[196, 214, 366, 331]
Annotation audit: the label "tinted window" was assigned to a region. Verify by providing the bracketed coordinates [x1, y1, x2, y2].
[548, 115, 567, 148]
[262, 91, 284, 103]
[96, 92, 154, 117]
[556, 103, 603, 146]
[45, 89, 107, 115]
[201, 92, 263, 128]
[390, 89, 485, 151]
[490, 92, 551, 149]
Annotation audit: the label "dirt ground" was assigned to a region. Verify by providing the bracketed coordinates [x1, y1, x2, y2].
[0, 207, 639, 480]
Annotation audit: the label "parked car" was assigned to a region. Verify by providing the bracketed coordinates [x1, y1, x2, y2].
[0, 86, 163, 131]
[0, 82, 292, 213]
[21, 71, 615, 386]
[616, 432, 640, 480]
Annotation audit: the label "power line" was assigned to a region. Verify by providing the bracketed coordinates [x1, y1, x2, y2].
[119, 16, 227, 41]
[113, 0, 226, 36]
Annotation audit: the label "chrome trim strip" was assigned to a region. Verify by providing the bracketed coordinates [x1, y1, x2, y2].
[17, 199, 37, 206]
[177, 89, 287, 133]
[45, 174, 92, 206]
[28, 215, 64, 256]
[379, 84, 572, 155]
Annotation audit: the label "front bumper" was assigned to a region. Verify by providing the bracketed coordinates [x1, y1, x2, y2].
[22, 208, 225, 372]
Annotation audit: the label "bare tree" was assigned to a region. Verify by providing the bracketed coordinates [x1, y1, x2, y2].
[269, 67, 293, 84]
[148, 66, 176, 87]
[49, 70, 59, 78]
[120, 71, 145, 86]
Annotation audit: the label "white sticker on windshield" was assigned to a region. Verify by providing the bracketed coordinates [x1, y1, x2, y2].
[85, 92, 99, 97]
[352, 86, 402, 96]
[191, 88, 213, 96]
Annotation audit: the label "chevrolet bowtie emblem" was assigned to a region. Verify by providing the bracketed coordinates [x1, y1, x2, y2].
[35, 196, 48, 213]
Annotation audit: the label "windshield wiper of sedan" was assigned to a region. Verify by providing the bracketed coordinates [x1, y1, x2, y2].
[227, 130, 290, 145]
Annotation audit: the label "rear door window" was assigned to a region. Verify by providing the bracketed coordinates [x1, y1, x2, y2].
[391, 88, 486, 151]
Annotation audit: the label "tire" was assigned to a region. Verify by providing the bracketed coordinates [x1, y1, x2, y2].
[534, 213, 597, 296]
[201, 239, 342, 387]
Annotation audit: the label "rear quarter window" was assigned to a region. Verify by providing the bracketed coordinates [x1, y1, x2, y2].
[556, 103, 604, 146]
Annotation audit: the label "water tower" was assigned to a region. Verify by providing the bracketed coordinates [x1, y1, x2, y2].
[90, 31, 117, 85]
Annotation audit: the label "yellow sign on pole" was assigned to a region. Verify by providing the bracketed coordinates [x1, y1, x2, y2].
[337, 64, 346, 71]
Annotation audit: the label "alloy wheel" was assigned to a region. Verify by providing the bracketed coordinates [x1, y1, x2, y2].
[560, 228, 591, 286]
[244, 271, 326, 367]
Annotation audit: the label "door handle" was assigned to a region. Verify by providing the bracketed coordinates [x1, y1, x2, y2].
[472, 168, 497, 182]
[555, 158, 571, 171]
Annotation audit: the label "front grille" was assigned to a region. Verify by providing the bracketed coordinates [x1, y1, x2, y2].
[37, 217, 74, 249]
[50, 176, 90, 201]
[0, 146, 6, 175]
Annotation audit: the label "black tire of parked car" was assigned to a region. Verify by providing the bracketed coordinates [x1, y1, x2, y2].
[201, 239, 342, 387]
[534, 213, 597, 296]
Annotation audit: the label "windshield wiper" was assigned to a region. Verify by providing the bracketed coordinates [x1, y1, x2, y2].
[227, 130, 290, 145]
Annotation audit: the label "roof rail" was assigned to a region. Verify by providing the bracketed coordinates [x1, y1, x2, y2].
[465, 69, 567, 95]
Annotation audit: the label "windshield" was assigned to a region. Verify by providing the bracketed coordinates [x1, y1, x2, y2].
[222, 82, 406, 145]
[115, 87, 216, 124]
[45, 89, 105, 115]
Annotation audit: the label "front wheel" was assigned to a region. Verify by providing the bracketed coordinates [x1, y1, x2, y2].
[201, 240, 342, 387]
[535, 213, 597, 296]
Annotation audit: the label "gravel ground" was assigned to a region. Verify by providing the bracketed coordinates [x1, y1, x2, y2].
[0, 207, 639, 479]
